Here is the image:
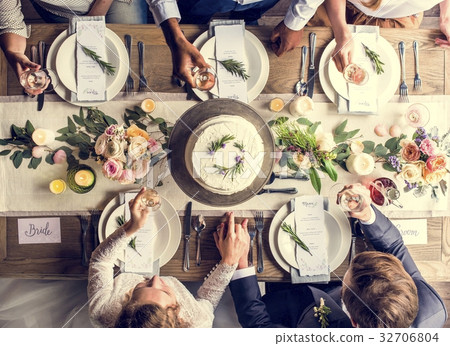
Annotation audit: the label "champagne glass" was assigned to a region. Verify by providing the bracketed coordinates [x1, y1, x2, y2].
[20, 68, 57, 92]
[369, 178, 403, 208]
[343, 63, 369, 86]
[192, 66, 216, 91]
[404, 103, 430, 128]
[329, 183, 366, 213]
[140, 188, 161, 211]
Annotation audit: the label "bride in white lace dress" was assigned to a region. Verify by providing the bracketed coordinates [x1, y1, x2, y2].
[88, 188, 249, 328]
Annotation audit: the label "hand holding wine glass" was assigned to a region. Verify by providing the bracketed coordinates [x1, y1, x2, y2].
[333, 183, 372, 221]
[20, 68, 56, 96]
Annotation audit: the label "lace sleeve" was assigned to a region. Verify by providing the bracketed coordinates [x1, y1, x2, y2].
[87, 228, 128, 327]
[196, 262, 237, 309]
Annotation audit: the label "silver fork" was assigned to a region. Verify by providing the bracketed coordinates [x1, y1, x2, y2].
[255, 211, 264, 273]
[398, 41, 409, 102]
[248, 226, 256, 266]
[413, 41, 422, 92]
[137, 41, 148, 92]
[80, 215, 89, 266]
[125, 34, 134, 94]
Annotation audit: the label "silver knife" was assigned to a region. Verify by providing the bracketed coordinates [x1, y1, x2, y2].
[183, 201, 192, 272]
[37, 41, 46, 111]
[307, 32, 316, 99]
[28, 45, 38, 98]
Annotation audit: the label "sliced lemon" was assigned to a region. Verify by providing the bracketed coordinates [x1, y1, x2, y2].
[289, 96, 314, 117]
[269, 98, 285, 112]
[141, 98, 156, 113]
[49, 179, 66, 194]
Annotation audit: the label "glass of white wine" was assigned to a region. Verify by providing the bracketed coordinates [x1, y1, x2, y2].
[140, 188, 161, 211]
[20, 68, 56, 91]
[329, 183, 365, 213]
[192, 66, 216, 91]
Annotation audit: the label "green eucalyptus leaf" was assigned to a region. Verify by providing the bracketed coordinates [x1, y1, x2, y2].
[297, 118, 313, 126]
[68, 117, 77, 133]
[374, 143, 388, 157]
[309, 167, 321, 194]
[346, 129, 360, 139]
[323, 160, 338, 181]
[103, 114, 118, 126]
[0, 149, 11, 156]
[309, 122, 321, 134]
[79, 107, 85, 120]
[267, 120, 275, 127]
[0, 139, 8, 145]
[287, 158, 299, 171]
[334, 119, 348, 135]
[136, 122, 147, 130]
[362, 140, 375, 153]
[57, 127, 70, 134]
[135, 106, 147, 118]
[382, 162, 398, 172]
[385, 137, 399, 152]
[333, 132, 349, 144]
[25, 120, 35, 136]
[11, 150, 23, 168]
[55, 134, 69, 141]
[45, 153, 54, 165]
[73, 113, 85, 127]
[28, 157, 42, 169]
[22, 149, 32, 159]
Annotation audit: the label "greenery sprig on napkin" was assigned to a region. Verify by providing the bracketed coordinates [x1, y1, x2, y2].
[362, 43, 384, 75]
[281, 222, 312, 256]
[80, 44, 116, 75]
[210, 58, 249, 81]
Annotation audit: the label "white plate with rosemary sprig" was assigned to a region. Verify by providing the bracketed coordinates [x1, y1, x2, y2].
[192, 30, 269, 103]
[319, 34, 400, 106]
[268, 200, 351, 272]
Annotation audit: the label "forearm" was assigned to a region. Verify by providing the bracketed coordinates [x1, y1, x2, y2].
[160, 18, 187, 50]
[88, 0, 114, 16]
[324, 0, 350, 41]
[0, 32, 27, 55]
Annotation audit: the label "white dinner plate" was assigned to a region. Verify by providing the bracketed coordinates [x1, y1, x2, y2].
[98, 192, 181, 267]
[103, 204, 171, 264]
[269, 200, 351, 272]
[192, 30, 269, 103]
[319, 34, 400, 106]
[47, 28, 129, 106]
[277, 210, 341, 270]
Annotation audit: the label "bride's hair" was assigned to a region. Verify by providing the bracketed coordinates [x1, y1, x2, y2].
[115, 302, 189, 328]
[360, 0, 382, 10]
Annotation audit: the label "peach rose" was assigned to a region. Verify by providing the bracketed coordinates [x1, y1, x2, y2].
[94, 133, 108, 156]
[128, 136, 149, 160]
[400, 141, 420, 162]
[104, 138, 126, 162]
[426, 155, 447, 172]
[396, 161, 424, 184]
[126, 124, 150, 140]
[423, 167, 447, 185]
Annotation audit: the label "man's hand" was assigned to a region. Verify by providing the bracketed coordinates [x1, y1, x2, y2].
[336, 183, 372, 222]
[437, 0, 450, 48]
[214, 212, 249, 266]
[332, 34, 354, 72]
[270, 21, 303, 57]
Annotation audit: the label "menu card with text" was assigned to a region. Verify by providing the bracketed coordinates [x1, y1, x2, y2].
[76, 20, 106, 101]
[294, 196, 329, 276]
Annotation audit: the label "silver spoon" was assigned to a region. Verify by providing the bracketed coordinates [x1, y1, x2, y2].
[294, 46, 308, 96]
[192, 215, 206, 266]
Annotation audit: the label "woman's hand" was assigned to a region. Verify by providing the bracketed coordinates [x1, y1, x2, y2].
[336, 183, 372, 222]
[332, 34, 354, 72]
[214, 212, 249, 266]
[270, 21, 303, 57]
[436, 0, 450, 48]
[123, 187, 151, 236]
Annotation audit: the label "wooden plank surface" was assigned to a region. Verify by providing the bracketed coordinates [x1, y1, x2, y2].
[1, 214, 448, 282]
[1, 25, 447, 96]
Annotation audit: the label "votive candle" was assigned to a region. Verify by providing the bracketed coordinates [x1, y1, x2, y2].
[32, 128, 55, 146]
[346, 153, 375, 176]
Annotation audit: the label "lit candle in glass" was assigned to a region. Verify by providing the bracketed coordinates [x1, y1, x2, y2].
[49, 179, 66, 194]
[346, 153, 375, 176]
[32, 128, 55, 146]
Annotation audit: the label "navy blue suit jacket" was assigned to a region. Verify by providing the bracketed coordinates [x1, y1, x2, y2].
[229, 207, 447, 328]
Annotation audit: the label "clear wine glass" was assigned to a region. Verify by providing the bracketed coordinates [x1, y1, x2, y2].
[329, 183, 365, 213]
[20, 68, 56, 91]
[192, 66, 216, 91]
[343, 63, 369, 86]
[404, 103, 430, 128]
[140, 188, 161, 211]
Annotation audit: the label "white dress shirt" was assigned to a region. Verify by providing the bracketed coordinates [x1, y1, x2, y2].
[348, 0, 443, 19]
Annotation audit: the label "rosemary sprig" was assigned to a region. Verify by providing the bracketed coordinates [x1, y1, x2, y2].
[233, 141, 245, 152]
[80, 44, 116, 75]
[213, 155, 245, 181]
[281, 222, 312, 256]
[207, 134, 235, 154]
[210, 58, 249, 81]
[314, 298, 331, 328]
[128, 236, 142, 257]
[362, 43, 384, 75]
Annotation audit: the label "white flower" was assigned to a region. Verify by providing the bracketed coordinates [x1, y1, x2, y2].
[104, 138, 126, 162]
[316, 132, 335, 152]
[128, 136, 149, 160]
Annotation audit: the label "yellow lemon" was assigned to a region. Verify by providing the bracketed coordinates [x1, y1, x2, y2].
[49, 179, 66, 194]
[74, 170, 95, 187]
[269, 98, 285, 112]
[141, 98, 156, 113]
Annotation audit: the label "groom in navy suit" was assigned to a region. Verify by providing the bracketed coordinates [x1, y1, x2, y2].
[229, 184, 447, 328]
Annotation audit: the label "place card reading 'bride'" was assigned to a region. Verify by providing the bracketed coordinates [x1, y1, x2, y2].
[294, 196, 328, 276]
[214, 25, 248, 102]
[76, 20, 106, 101]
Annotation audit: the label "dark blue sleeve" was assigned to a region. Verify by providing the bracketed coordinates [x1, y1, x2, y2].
[360, 206, 447, 327]
[229, 275, 276, 328]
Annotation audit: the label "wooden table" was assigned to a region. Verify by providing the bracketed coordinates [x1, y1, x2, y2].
[1, 24, 449, 281]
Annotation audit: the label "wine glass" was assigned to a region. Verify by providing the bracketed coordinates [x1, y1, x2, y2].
[369, 178, 403, 208]
[404, 103, 430, 128]
[140, 188, 161, 211]
[192, 66, 216, 91]
[343, 63, 369, 86]
[20, 68, 56, 92]
[329, 183, 366, 213]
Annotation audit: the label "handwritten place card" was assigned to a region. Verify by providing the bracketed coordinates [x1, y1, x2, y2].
[294, 196, 329, 276]
[394, 219, 428, 245]
[18, 218, 61, 244]
[214, 25, 248, 102]
[76, 19, 106, 101]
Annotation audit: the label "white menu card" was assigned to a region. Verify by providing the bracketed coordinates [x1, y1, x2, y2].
[76, 20, 106, 101]
[294, 196, 329, 276]
[214, 25, 248, 102]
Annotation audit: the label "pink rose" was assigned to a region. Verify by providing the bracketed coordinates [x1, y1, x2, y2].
[118, 169, 135, 184]
[32, 146, 46, 159]
[401, 141, 420, 162]
[105, 124, 117, 137]
[102, 159, 123, 180]
[94, 133, 108, 156]
[426, 155, 447, 172]
[147, 138, 162, 154]
[419, 138, 438, 156]
[53, 149, 67, 164]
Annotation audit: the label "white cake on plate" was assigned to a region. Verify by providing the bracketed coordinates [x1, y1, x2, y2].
[191, 115, 264, 195]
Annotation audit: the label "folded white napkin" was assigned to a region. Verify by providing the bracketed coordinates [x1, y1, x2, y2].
[214, 24, 248, 103]
[337, 25, 379, 115]
[69, 16, 107, 102]
[291, 196, 330, 284]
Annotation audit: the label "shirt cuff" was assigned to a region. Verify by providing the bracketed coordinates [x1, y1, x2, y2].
[283, 0, 324, 31]
[231, 266, 255, 281]
[147, 0, 181, 26]
[359, 205, 376, 225]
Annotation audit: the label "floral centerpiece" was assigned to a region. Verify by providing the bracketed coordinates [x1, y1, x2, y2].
[380, 126, 449, 200]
